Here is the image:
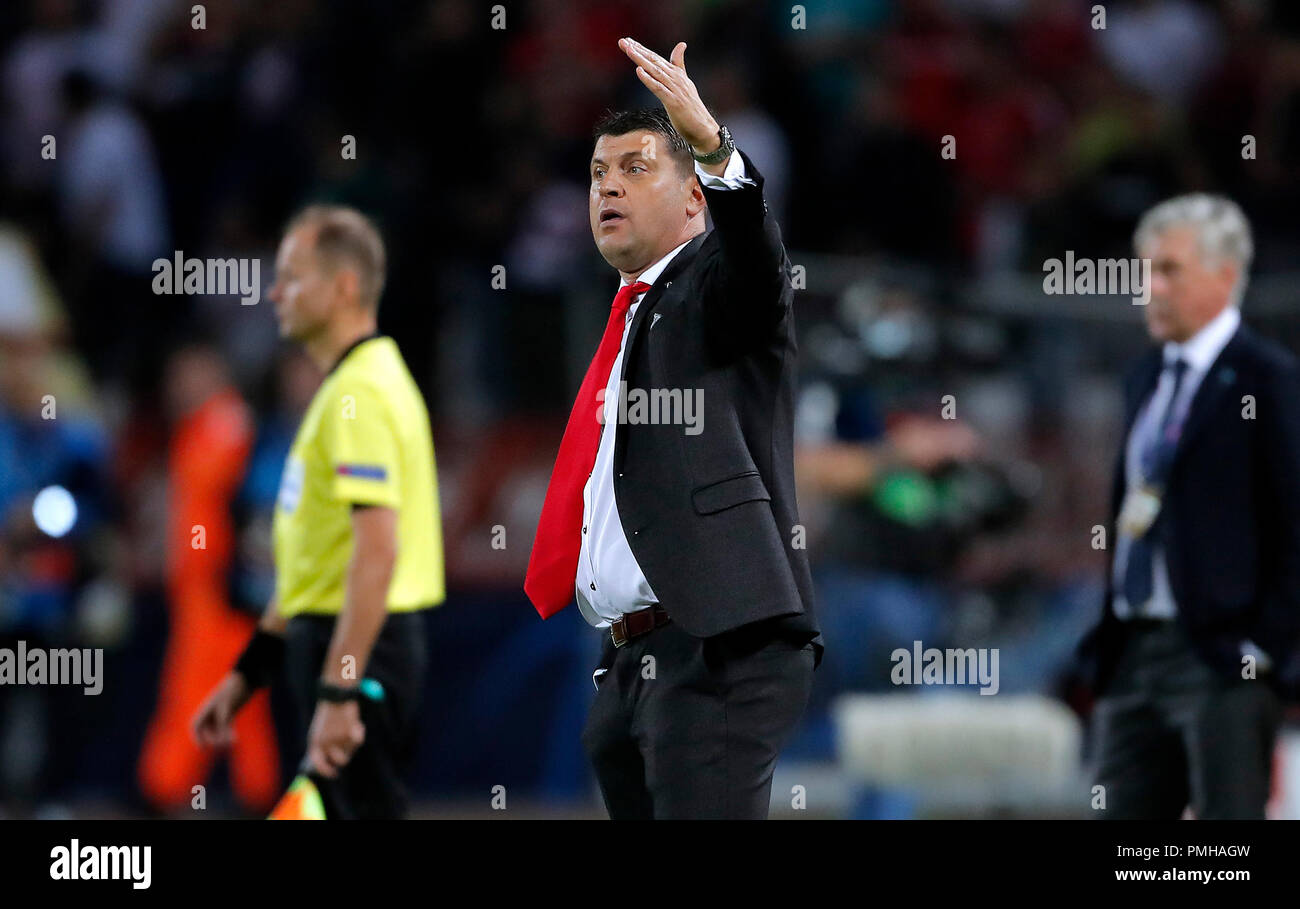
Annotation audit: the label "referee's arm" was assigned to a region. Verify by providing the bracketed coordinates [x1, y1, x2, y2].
[258, 597, 287, 634]
[307, 504, 397, 778]
[321, 504, 397, 686]
[192, 594, 286, 748]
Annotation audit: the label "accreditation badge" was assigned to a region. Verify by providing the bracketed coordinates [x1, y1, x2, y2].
[1118, 483, 1162, 539]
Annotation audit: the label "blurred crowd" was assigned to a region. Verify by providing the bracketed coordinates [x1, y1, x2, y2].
[2, 0, 1299, 815]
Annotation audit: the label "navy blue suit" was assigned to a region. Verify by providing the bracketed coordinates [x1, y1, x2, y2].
[1078, 321, 1300, 818]
[1079, 323, 1300, 696]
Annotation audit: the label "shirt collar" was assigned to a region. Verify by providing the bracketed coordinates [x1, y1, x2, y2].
[328, 332, 382, 376]
[1162, 304, 1240, 373]
[620, 238, 694, 295]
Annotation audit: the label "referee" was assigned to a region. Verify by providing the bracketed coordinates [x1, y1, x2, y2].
[192, 205, 445, 819]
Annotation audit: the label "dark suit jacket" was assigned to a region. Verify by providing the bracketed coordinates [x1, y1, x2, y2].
[1077, 321, 1300, 698]
[605, 150, 821, 663]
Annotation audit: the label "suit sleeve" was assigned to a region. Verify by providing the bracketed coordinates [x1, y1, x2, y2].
[697, 149, 792, 347]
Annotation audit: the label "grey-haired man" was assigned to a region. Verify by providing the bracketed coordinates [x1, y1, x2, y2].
[1079, 194, 1300, 818]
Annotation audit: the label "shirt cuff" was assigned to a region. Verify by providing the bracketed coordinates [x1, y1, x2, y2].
[695, 149, 755, 190]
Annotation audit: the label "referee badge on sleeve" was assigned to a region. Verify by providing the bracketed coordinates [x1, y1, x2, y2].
[336, 463, 389, 481]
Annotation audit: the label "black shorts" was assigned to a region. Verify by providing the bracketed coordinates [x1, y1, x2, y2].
[284, 611, 429, 819]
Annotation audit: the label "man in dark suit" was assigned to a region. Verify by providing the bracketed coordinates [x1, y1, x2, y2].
[1078, 193, 1300, 819]
[524, 38, 820, 819]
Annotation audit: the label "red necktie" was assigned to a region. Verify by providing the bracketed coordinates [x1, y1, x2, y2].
[525, 281, 651, 617]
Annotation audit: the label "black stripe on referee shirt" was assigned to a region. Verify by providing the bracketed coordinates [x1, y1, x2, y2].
[328, 332, 384, 376]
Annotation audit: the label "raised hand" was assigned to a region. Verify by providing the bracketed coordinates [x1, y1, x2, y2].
[618, 38, 721, 156]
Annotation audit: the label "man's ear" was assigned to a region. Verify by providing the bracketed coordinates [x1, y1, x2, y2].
[685, 178, 707, 220]
[334, 266, 362, 308]
[1219, 259, 1240, 296]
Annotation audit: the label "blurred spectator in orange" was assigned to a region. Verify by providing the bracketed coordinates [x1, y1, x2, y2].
[137, 342, 278, 815]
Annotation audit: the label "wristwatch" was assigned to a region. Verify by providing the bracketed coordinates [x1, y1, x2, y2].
[316, 677, 386, 703]
[691, 124, 734, 166]
[316, 680, 361, 703]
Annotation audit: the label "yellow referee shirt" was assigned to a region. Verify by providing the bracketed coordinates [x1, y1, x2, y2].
[273, 335, 445, 617]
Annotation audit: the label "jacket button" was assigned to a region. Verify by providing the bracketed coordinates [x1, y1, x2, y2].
[590, 582, 596, 590]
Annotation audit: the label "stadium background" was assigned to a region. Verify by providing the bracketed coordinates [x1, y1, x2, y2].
[1, 0, 1299, 818]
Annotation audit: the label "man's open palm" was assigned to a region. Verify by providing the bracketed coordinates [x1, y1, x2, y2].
[618, 38, 720, 155]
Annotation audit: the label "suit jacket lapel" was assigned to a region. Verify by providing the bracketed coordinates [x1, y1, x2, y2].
[1169, 325, 1245, 468]
[612, 233, 707, 475]
[618, 233, 707, 387]
[1125, 350, 1163, 436]
[1110, 351, 1161, 520]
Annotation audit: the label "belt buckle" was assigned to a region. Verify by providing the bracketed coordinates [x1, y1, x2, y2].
[610, 606, 664, 648]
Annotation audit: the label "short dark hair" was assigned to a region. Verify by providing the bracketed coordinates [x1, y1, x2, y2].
[592, 108, 693, 176]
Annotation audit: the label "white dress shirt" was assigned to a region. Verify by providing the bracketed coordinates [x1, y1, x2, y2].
[1112, 303, 1240, 620]
[575, 150, 754, 630]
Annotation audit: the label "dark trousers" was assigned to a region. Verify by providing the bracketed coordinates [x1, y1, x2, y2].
[581, 616, 815, 819]
[284, 612, 428, 819]
[1091, 618, 1281, 819]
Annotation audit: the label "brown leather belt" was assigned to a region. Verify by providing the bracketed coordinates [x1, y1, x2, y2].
[610, 605, 671, 648]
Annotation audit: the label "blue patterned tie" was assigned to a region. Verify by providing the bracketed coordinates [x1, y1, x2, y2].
[1122, 358, 1188, 612]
